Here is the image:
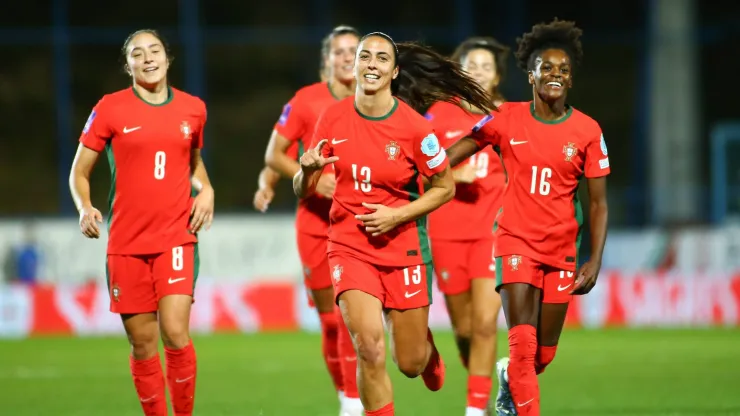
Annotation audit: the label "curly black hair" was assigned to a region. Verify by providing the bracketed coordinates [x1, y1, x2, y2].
[515, 18, 583, 72]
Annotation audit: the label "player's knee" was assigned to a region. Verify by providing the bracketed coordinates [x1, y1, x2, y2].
[535, 345, 557, 375]
[160, 321, 190, 349]
[354, 329, 385, 368]
[395, 342, 427, 378]
[126, 327, 159, 359]
[471, 310, 497, 340]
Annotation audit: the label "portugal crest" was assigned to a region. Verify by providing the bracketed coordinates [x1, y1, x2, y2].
[332, 265, 343, 282]
[111, 283, 121, 302]
[563, 142, 577, 162]
[508, 255, 522, 271]
[181, 121, 192, 140]
[385, 141, 400, 160]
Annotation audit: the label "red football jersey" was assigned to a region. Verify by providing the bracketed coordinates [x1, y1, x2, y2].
[312, 98, 450, 267]
[471, 102, 611, 271]
[425, 101, 506, 241]
[79, 87, 206, 255]
[274, 82, 342, 236]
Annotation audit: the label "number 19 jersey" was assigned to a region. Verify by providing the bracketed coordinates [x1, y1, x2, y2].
[79, 87, 206, 255]
[313, 97, 449, 267]
[471, 102, 611, 271]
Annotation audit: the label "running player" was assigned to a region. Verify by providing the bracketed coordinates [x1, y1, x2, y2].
[69, 29, 214, 416]
[425, 36, 509, 416]
[264, 25, 364, 415]
[294, 32, 495, 416]
[252, 33, 332, 213]
[446, 19, 610, 416]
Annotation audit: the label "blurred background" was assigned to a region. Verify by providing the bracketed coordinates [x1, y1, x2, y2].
[1, 0, 739, 414]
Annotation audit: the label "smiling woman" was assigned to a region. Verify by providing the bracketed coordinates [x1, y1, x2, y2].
[292, 32, 495, 416]
[68, 28, 215, 416]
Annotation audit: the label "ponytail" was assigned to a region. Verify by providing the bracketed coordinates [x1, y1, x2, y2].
[392, 42, 496, 114]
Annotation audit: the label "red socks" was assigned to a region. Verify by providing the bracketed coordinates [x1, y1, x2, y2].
[165, 340, 197, 416]
[336, 306, 359, 399]
[319, 312, 344, 393]
[467, 374, 492, 410]
[130, 354, 167, 416]
[507, 325, 539, 415]
[365, 402, 394, 415]
[535, 345, 557, 375]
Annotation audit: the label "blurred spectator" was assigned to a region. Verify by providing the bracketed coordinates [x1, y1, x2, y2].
[5, 222, 41, 284]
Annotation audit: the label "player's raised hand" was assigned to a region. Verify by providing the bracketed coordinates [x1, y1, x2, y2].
[79, 206, 103, 239]
[355, 202, 403, 237]
[190, 186, 215, 233]
[299, 139, 339, 174]
[453, 163, 478, 184]
[253, 187, 275, 213]
[315, 173, 336, 199]
[571, 259, 601, 295]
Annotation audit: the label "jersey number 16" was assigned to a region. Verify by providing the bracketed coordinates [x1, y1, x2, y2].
[530, 165, 552, 196]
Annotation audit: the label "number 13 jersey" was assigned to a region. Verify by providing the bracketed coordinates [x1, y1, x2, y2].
[79, 87, 206, 255]
[471, 102, 611, 271]
[312, 97, 449, 267]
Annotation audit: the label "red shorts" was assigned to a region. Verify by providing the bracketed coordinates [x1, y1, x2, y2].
[495, 254, 573, 304]
[328, 252, 432, 310]
[106, 244, 198, 314]
[431, 238, 495, 295]
[296, 232, 331, 291]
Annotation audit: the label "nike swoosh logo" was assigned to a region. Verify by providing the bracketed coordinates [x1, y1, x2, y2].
[557, 283, 572, 292]
[404, 290, 422, 298]
[445, 130, 464, 139]
[140, 395, 157, 402]
[123, 126, 141, 134]
[175, 375, 194, 383]
[332, 138, 348, 145]
[168, 277, 186, 284]
[510, 138, 528, 145]
[517, 398, 534, 407]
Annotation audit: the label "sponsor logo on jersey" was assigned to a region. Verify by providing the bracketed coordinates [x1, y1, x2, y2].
[421, 133, 441, 156]
[83, 110, 97, 134]
[508, 255, 522, 271]
[600, 134, 608, 155]
[385, 140, 400, 160]
[278, 103, 292, 126]
[599, 157, 610, 169]
[563, 142, 578, 162]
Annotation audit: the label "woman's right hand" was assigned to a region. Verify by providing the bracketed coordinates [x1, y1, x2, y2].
[79, 205, 103, 239]
[299, 139, 339, 174]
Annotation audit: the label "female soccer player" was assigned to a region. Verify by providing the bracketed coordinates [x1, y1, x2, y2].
[264, 25, 365, 415]
[446, 20, 610, 416]
[425, 36, 509, 416]
[294, 32, 495, 416]
[69, 29, 214, 416]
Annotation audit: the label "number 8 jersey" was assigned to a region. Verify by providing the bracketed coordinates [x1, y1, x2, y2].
[312, 97, 449, 267]
[79, 87, 206, 255]
[470, 102, 611, 271]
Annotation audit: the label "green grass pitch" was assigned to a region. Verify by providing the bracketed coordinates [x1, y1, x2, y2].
[0, 329, 738, 415]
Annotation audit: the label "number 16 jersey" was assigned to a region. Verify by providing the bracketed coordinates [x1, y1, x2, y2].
[470, 102, 611, 271]
[79, 87, 206, 255]
[312, 97, 449, 267]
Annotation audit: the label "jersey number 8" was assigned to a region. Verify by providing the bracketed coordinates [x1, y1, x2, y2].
[530, 165, 552, 196]
[352, 164, 372, 193]
[154, 151, 167, 180]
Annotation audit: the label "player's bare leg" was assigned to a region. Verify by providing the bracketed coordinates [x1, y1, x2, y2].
[443, 291, 472, 368]
[338, 290, 392, 414]
[466, 278, 501, 416]
[122, 312, 168, 416]
[385, 306, 445, 392]
[159, 294, 196, 416]
[498, 283, 542, 416]
[535, 303, 569, 375]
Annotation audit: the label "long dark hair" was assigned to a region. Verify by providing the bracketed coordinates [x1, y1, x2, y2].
[451, 37, 510, 105]
[360, 32, 495, 115]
